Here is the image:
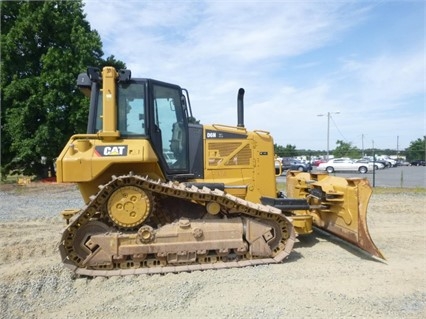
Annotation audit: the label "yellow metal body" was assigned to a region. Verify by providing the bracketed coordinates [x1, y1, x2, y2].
[196, 124, 277, 202]
[286, 171, 384, 259]
[56, 66, 383, 272]
[56, 125, 277, 205]
[56, 137, 164, 202]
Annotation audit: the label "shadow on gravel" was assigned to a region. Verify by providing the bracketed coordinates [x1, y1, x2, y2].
[284, 234, 320, 263]
[294, 233, 320, 248]
[285, 228, 387, 264]
[312, 228, 387, 263]
[285, 250, 304, 263]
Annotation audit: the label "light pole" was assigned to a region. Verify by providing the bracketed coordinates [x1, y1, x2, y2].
[317, 111, 340, 160]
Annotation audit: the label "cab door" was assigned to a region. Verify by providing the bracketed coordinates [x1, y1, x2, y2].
[149, 81, 189, 174]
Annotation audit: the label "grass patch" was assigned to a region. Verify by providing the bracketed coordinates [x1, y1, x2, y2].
[1, 174, 34, 185]
[276, 182, 286, 191]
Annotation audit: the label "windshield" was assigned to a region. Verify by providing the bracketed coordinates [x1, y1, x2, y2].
[95, 82, 146, 136]
[118, 82, 145, 135]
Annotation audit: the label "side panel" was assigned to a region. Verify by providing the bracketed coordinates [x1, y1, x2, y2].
[56, 135, 165, 201]
[252, 130, 277, 200]
[197, 125, 276, 203]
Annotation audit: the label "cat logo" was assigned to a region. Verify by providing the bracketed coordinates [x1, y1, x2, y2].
[95, 145, 128, 157]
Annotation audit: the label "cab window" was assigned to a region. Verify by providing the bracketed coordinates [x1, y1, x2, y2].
[118, 82, 145, 136]
[153, 84, 188, 170]
[94, 82, 146, 136]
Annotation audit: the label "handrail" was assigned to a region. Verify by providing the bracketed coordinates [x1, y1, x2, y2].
[253, 129, 270, 135]
[70, 134, 100, 140]
[211, 124, 247, 132]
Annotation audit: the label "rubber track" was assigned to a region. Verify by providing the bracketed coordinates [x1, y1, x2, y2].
[59, 175, 296, 276]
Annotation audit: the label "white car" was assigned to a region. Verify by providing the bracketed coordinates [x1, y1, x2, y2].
[379, 157, 397, 167]
[355, 159, 385, 170]
[317, 158, 373, 174]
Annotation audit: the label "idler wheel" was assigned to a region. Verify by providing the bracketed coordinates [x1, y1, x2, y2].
[73, 221, 111, 260]
[107, 186, 152, 228]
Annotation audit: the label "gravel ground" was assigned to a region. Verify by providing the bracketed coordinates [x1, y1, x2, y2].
[0, 182, 425, 319]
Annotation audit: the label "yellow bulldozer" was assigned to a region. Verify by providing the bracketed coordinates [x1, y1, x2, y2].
[56, 66, 383, 276]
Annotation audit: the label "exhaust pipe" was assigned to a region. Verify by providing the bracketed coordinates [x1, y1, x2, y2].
[237, 88, 245, 128]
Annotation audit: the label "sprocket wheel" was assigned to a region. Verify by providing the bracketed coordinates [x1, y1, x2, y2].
[107, 186, 152, 228]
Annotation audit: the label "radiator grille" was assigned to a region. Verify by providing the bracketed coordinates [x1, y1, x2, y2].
[207, 142, 252, 166]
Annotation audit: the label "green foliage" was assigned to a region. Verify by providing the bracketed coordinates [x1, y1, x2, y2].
[333, 140, 361, 158]
[1, 1, 125, 178]
[405, 136, 426, 161]
[274, 143, 298, 157]
[101, 55, 126, 71]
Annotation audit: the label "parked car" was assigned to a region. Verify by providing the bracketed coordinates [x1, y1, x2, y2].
[361, 156, 390, 168]
[275, 157, 311, 174]
[281, 157, 297, 170]
[395, 160, 410, 166]
[410, 160, 425, 166]
[289, 159, 312, 172]
[355, 159, 385, 170]
[379, 157, 397, 168]
[317, 158, 371, 174]
[311, 159, 327, 166]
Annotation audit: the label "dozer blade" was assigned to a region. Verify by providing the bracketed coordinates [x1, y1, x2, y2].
[286, 171, 384, 259]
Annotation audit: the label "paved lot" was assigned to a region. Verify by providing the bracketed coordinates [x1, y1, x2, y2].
[278, 166, 426, 188]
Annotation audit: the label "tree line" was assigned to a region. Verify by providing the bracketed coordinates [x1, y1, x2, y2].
[1, 1, 125, 179]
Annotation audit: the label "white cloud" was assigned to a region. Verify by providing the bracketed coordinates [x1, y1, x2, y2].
[340, 51, 424, 105]
[82, 0, 425, 151]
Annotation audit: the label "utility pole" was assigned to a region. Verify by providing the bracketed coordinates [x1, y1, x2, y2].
[317, 111, 340, 160]
[397, 135, 399, 156]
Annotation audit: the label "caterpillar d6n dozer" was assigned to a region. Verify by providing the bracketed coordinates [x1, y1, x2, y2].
[56, 66, 384, 276]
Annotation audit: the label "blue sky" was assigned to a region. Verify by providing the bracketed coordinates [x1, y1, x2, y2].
[83, 0, 425, 152]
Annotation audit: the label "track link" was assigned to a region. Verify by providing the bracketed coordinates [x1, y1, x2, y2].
[59, 175, 295, 276]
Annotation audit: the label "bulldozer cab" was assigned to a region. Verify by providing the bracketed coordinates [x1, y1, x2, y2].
[80, 67, 190, 175]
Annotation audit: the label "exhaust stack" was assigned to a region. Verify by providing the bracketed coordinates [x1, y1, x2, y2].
[237, 88, 245, 128]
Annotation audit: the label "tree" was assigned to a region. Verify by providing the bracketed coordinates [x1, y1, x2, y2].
[101, 55, 126, 71]
[1, 1, 124, 178]
[274, 144, 298, 158]
[333, 140, 361, 159]
[405, 137, 426, 161]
